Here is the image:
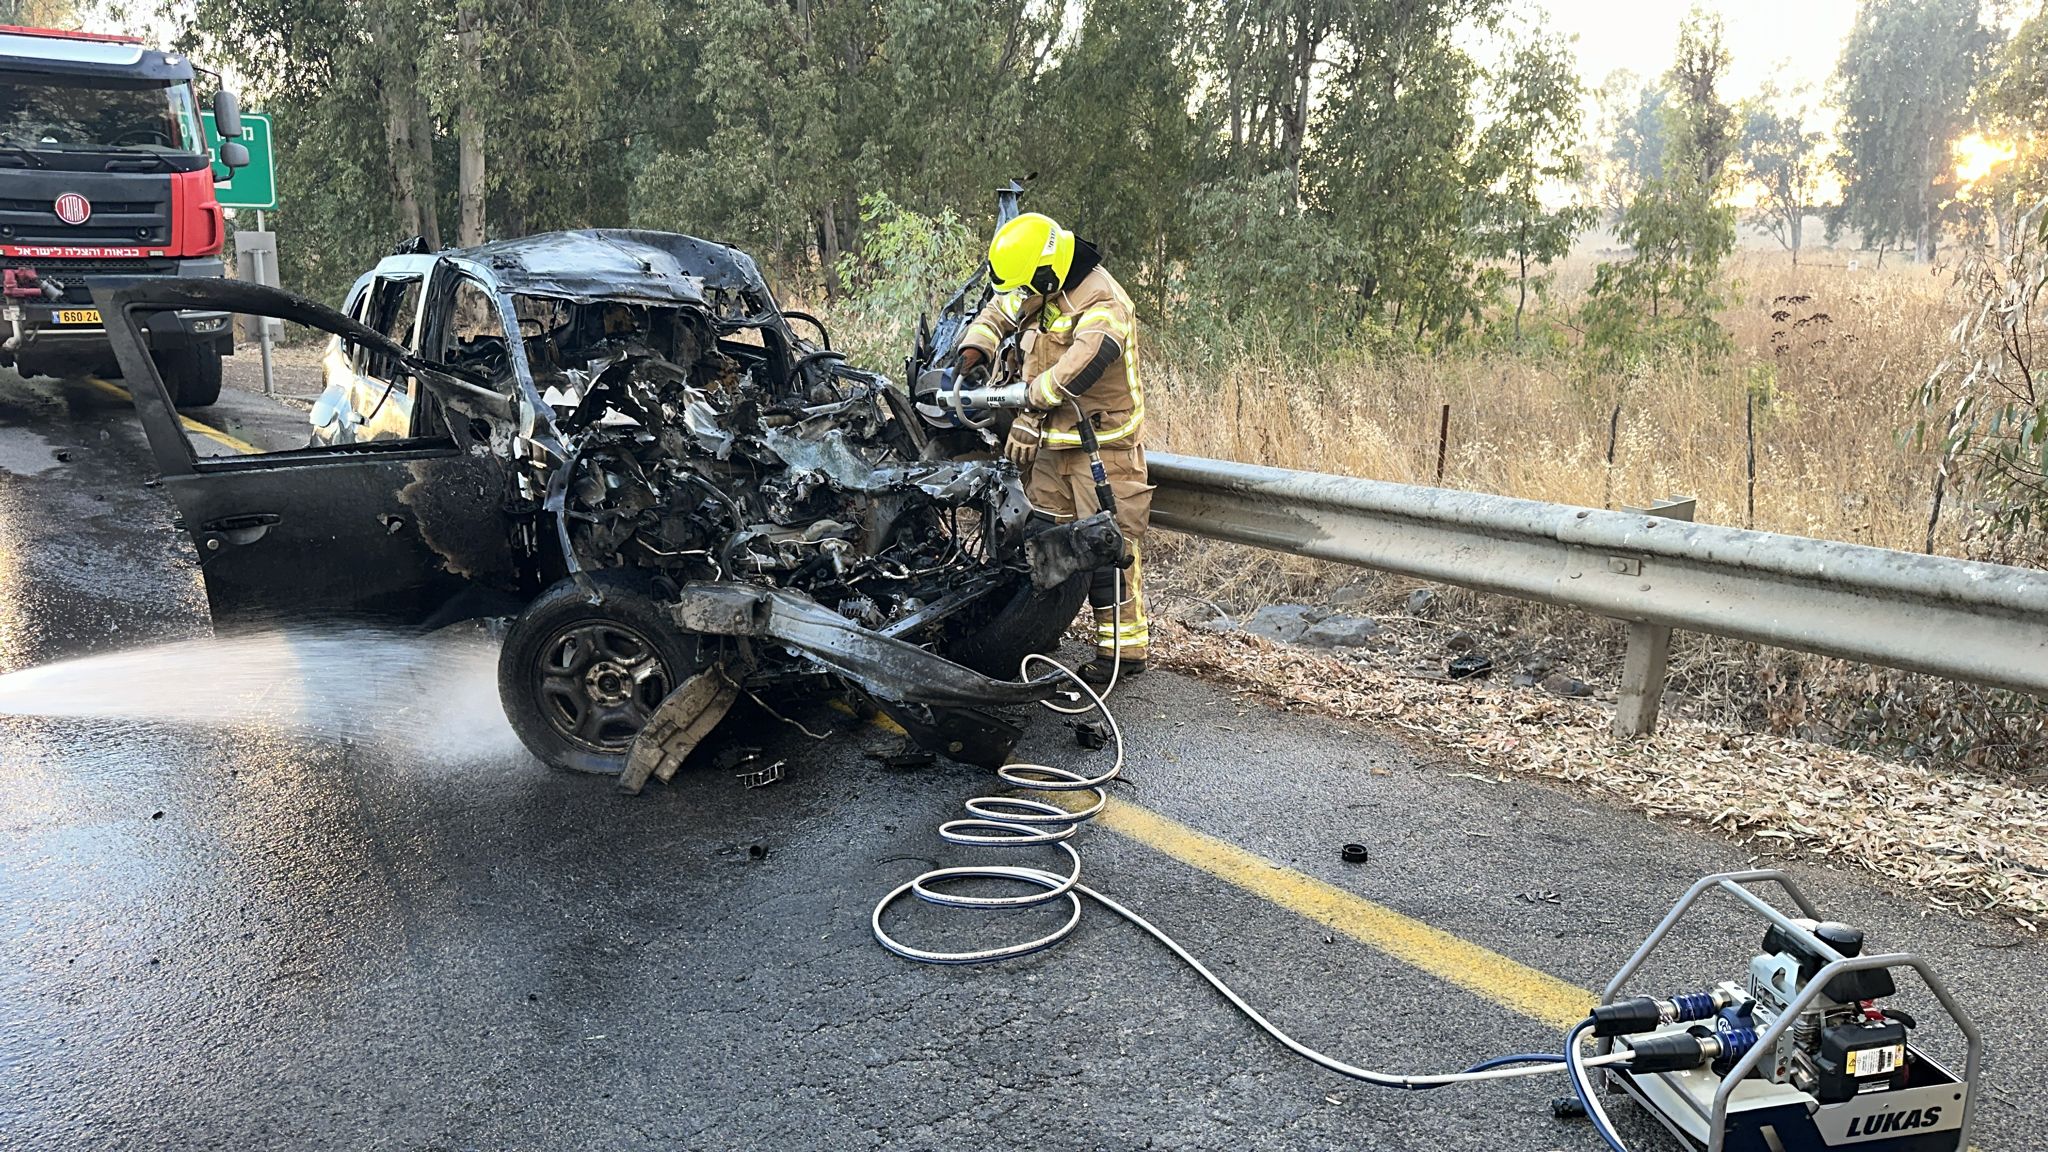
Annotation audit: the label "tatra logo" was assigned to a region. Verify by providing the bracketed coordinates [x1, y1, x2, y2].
[1847, 1106, 1942, 1136]
[54, 193, 91, 225]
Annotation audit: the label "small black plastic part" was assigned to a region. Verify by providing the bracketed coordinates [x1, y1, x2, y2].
[1341, 843, 1369, 864]
[1447, 654, 1493, 680]
[1550, 1096, 1588, 1119]
[1068, 719, 1112, 750]
[1822, 966, 1897, 1004]
[1763, 919, 1866, 980]
[1592, 997, 1664, 1038]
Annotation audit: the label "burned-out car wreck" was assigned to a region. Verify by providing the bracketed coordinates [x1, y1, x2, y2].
[92, 230, 1120, 786]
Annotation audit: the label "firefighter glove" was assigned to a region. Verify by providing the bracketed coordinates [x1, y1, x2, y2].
[1004, 409, 1042, 469]
[955, 345, 988, 382]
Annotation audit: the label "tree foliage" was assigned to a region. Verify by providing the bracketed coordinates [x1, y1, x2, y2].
[1583, 7, 1736, 362]
[161, 0, 1602, 349]
[1472, 26, 1597, 337]
[1585, 71, 1669, 228]
[1918, 198, 2048, 563]
[1976, 2, 2048, 205]
[1831, 0, 1993, 262]
[1738, 85, 1826, 263]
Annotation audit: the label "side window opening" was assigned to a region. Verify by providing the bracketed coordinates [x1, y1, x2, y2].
[446, 277, 509, 379]
[355, 277, 423, 392]
[164, 308, 457, 462]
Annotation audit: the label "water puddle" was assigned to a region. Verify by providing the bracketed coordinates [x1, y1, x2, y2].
[0, 626, 525, 762]
[0, 428, 67, 477]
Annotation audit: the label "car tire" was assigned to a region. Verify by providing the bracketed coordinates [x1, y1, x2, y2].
[497, 569, 702, 775]
[942, 570, 1089, 680]
[155, 345, 223, 408]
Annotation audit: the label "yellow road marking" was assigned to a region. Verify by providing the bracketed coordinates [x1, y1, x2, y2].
[842, 698, 1591, 1027]
[85, 376, 261, 455]
[1093, 797, 1592, 1029]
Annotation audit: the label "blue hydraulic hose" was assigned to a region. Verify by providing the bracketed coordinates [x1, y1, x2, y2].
[1463, 1053, 1566, 1072]
[1390, 1052, 1566, 1092]
[1565, 1018, 1632, 1152]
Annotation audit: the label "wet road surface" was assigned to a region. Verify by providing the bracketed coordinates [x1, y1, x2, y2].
[3, 368, 2044, 1151]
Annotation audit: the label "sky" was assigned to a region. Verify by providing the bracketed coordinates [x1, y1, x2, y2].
[1528, 0, 1863, 104]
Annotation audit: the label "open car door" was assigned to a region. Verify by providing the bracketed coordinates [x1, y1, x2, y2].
[93, 278, 524, 628]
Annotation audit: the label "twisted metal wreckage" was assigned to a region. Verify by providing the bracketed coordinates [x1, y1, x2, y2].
[93, 230, 1122, 788]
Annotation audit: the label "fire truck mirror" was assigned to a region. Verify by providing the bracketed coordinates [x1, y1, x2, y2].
[219, 140, 250, 170]
[212, 89, 244, 140]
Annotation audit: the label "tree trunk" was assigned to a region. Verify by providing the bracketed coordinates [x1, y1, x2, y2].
[369, 12, 432, 248]
[1281, 16, 1314, 203]
[817, 203, 843, 298]
[1789, 207, 1802, 266]
[1515, 220, 1531, 336]
[456, 8, 486, 247]
[408, 85, 440, 251]
[1914, 135, 1936, 263]
[374, 8, 442, 251]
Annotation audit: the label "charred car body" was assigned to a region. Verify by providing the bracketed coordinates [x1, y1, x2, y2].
[92, 230, 1118, 781]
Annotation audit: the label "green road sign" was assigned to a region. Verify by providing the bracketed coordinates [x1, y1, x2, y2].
[201, 111, 276, 211]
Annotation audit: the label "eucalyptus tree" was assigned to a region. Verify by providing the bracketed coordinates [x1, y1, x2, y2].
[1832, 0, 1993, 262]
[1738, 85, 1826, 263]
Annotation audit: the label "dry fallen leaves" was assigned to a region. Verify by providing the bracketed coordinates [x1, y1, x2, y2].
[1152, 621, 2048, 928]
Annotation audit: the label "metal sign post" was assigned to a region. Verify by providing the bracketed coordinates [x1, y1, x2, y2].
[209, 108, 281, 395]
[234, 225, 279, 396]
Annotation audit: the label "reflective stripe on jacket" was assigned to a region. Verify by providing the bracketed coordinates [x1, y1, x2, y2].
[957, 265, 1142, 447]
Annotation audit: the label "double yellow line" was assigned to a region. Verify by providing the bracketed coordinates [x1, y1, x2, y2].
[85, 376, 261, 455]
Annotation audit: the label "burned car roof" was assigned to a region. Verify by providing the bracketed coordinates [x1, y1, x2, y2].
[454, 229, 772, 308]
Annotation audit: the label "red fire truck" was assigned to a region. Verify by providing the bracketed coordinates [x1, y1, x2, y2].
[0, 26, 248, 406]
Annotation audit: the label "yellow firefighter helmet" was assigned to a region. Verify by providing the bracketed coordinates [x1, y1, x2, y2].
[986, 212, 1075, 295]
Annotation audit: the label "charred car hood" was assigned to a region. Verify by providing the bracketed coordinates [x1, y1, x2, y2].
[454, 229, 772, 308]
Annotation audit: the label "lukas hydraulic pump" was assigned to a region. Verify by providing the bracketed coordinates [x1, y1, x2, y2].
[1582, 871, 1979, 1152]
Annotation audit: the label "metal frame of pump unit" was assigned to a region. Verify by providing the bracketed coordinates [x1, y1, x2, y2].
[1595, 871, 1981, 1152]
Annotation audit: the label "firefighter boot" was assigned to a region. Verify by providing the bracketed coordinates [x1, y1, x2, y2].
[1079, 543, 1148, 686]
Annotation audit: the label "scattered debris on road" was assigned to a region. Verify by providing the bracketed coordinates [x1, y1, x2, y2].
[736, 758, 785, 789]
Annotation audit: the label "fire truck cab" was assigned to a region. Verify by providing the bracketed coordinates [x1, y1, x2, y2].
[0, 26, 247, 406]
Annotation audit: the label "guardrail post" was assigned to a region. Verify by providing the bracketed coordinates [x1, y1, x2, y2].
[1614, 497, 1696, 738]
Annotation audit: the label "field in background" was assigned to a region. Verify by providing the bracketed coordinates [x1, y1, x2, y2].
[1120, 251, 2043, 775]
[1146, 251, 1952, 560]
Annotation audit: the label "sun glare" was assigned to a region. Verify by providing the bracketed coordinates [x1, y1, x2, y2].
[1954, 133, 2017, 185]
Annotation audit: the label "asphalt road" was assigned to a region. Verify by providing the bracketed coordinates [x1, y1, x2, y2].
[2, 367, 2044, 1151]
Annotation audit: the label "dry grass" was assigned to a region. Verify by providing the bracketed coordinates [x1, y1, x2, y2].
[1157, 621, 2048, 928]
[1145, 252, 1956, 555]
[1130, 251, 2048, 776]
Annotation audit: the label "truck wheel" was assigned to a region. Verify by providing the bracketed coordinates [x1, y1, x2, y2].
[943, 570, 1089, 680]
[497, 570, 703, 776]
[155, 345, 222, 408]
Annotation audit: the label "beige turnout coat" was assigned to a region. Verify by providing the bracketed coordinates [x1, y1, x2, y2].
[956, 265, 1143, 449]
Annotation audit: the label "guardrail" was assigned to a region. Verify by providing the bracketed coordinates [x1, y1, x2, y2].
[1147, 452, 2048, 736]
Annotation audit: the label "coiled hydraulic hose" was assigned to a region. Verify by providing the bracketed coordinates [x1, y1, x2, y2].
[869, 605, 1634, 1093]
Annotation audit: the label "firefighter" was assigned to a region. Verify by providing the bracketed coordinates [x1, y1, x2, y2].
[954, 212, 1153, 684]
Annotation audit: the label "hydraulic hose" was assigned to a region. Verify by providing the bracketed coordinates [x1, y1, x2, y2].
[1567, 1018, 1636, 1152]
[869, 631, 1634, 1093]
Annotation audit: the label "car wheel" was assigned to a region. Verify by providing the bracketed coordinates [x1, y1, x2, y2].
[497, 570, 702, 775]
[942, 569, 1089, 680]
[155, 345, 223, 408]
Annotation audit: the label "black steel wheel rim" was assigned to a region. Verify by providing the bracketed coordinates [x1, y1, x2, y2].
[533, 620, 674, 754]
